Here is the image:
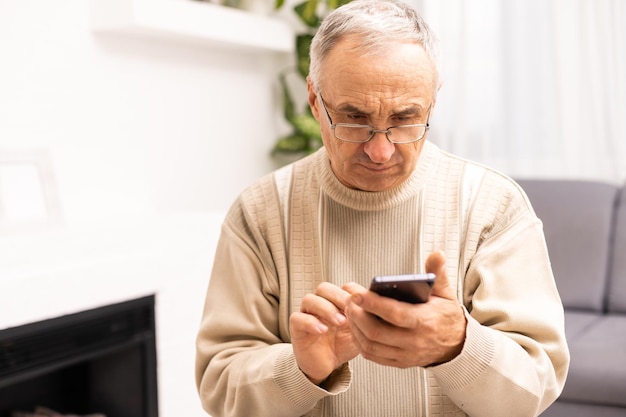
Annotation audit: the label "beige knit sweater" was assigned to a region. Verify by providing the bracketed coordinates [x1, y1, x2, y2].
[196, 142, 569, 417]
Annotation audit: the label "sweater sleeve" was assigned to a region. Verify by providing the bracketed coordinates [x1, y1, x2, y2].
[195, 202, 351, 417]
[428, 184, 570, 417]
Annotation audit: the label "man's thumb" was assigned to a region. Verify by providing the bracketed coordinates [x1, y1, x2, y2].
[425, 250, 453, 298]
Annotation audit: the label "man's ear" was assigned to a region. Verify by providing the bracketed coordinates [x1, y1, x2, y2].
[307, 76, 320, 122]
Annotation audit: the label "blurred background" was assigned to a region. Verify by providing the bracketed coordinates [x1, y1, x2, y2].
[1, 0, 624, 226]
[0, 0, 624, 416]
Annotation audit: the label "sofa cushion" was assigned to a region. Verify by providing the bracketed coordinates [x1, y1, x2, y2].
[608, 183, 626, 313]
[516, 179, 619, 312]
[563, 311, 601, 341]
[560, 315, 626, 407]
[541, 400, 626, 417]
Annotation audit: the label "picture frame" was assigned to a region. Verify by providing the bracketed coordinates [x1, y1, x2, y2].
[0, 149, 62, 234]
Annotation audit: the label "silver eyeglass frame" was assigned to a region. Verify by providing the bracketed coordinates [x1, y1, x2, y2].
[317, 93, 431, 144]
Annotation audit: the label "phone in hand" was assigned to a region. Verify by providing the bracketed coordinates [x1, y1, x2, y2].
[369, 273, 436, 304]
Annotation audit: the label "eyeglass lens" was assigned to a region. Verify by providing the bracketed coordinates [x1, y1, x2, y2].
[334, 125, 426, 143]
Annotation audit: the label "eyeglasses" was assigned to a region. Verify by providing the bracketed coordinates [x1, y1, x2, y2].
[317, 93, 430, 144]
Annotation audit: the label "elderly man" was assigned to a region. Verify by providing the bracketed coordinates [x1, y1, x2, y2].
[195, 1, 569, 416]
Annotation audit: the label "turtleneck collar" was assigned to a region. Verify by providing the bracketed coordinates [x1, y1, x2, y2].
[313, 141, 438, 211]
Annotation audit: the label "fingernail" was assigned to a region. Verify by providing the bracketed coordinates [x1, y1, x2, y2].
[335, 312, 346, 324]
[352, 294, 363, 305]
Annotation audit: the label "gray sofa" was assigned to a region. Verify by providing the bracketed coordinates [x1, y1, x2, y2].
[515, 179, 626, 417]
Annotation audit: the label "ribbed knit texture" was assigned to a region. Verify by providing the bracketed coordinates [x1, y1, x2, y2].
[312, 143, 465, 294]
[302, 144, 469, 416]
[324, 197, 422, 286]
[196, 141, 567, 417]
[326, 356, 426, 416]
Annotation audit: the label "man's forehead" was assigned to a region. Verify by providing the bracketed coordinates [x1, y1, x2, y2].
[320, 44, 436, 98]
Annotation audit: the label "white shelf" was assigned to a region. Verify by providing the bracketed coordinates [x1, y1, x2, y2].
[90, 0, 295, 54]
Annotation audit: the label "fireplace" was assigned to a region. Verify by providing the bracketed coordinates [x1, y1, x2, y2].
[0, 295, 158, 417]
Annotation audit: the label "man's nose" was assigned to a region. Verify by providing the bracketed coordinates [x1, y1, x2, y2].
[363, 131, 395, 163]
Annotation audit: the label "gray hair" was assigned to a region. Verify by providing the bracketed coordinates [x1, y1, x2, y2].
[309, 0, 440, 93]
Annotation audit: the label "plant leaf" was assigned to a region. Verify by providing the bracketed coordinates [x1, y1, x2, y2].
[294, 0, 320, 28]
[291, 114, 322, 142]
[274, 0, 285, 9]
[273, 133, 310, 153]
[279, 71, 297, 123]
[296, 34, 314, 78]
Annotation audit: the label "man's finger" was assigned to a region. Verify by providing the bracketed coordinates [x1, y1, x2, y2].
[425, 250, 455, 299]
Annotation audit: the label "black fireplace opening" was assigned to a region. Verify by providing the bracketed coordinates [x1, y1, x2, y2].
[0, 295, 158, 417]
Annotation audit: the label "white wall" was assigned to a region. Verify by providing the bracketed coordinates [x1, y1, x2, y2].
[0, 0, 289, 227]
[0, 1, 292, 415]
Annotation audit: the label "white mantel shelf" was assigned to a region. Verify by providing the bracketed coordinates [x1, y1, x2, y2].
[90, 0, 295, 54]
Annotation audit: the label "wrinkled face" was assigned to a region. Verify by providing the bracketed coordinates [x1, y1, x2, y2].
[308, 38, 437, 192]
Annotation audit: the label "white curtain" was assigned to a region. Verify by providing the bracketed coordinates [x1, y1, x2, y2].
[421, 0, 626, 183]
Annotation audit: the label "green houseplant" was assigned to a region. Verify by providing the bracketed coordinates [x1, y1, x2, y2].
[271, 0, 353, 156]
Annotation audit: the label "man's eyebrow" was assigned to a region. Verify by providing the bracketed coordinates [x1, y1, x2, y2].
[335, 103, 366, 113]
[393, 106, 422, 117]
[334, 103, 425, 116]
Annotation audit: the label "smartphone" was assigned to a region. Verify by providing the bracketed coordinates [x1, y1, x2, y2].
[369, 273, 436, 304]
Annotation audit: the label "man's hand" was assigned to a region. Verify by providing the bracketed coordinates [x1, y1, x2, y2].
[344, 251, 467, 368]
[290, 282, 360, 385]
